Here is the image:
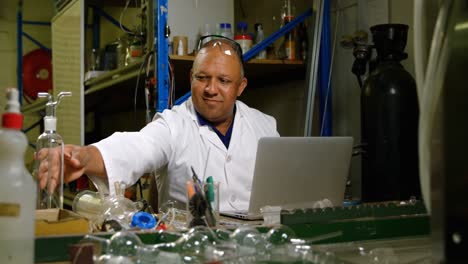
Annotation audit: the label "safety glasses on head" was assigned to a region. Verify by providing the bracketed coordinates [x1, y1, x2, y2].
[197, 35, 244, 63]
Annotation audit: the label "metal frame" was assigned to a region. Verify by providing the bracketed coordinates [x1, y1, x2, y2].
[304, 0, 325, 136]
[318, 0, 332, 136]
[243, 8, 313, 62]
[155, 0, 169, 113]
[16, 1, 52, 105]
[173, 8, 314, 107]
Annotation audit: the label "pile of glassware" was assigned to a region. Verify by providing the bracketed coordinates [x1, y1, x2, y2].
[80, 225, 341, 264]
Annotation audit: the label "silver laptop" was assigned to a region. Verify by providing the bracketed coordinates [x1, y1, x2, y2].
[221, 136, 354, 220]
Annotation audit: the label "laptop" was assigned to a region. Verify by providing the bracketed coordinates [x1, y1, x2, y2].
[221, 136, 354, 220]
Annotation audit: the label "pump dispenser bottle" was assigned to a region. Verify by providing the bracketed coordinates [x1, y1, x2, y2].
[0, 88, 36, 263]
[34, 91, 72, 209]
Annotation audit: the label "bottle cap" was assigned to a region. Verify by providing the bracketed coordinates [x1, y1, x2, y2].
[237, 21, 248, 30]
[131, 211, 157, 229]
[2, 113, 23, 130]
[2, 88, 23, 130]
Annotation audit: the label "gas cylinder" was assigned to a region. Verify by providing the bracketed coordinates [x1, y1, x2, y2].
[361, 24, 421, 202]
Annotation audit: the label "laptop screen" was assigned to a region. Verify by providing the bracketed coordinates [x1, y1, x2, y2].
[247, 136, 354, 214]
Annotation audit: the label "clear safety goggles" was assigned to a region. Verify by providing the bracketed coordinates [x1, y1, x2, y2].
[197, 35, 244, 63]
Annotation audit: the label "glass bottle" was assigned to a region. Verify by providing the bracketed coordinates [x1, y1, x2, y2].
[255, 23, 267, 59]
[34, 92, 72, 209]
[280, 0, 296, 60]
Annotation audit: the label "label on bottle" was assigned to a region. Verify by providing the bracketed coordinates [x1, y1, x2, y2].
[0, 203, 20, 217]
[285, 40, 296, 60]
[130, 44, 143, 58]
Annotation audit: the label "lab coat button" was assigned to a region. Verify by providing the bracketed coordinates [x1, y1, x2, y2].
[226, 155, 232, 162]
[230, 194, 236, 202]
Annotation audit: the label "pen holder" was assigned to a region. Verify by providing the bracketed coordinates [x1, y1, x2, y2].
[186, 181, 219, 228]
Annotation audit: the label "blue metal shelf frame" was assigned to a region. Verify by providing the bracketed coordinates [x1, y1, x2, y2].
[318, 0, 332, 136]
[16, 1, 52, 105]
[173, 8, 313, 106]
[155, 0, 169, 113]
[87, 5, 135, 52]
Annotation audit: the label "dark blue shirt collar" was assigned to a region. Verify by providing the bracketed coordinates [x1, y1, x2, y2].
[196, 105, 236, 149]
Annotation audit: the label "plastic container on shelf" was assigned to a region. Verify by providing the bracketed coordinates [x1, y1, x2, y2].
[234, 22, 253, 54]
[220, 23, 233, 40]
[200, 23, 213, 46]
[0, 88, 36, 263]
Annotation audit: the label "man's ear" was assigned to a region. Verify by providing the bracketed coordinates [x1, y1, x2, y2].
[189, 68, 193, 83]
[237, 77, 248, 96]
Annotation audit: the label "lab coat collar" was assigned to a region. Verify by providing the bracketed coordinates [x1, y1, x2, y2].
[185, 97, 244, 153]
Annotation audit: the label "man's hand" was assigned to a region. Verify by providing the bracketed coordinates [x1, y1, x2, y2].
[35, 145, 106, 191]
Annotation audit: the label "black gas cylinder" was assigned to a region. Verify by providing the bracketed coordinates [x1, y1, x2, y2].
[361, 24, 421, 202]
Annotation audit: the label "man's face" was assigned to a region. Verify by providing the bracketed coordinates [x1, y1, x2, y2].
[190, 45, 247, 124]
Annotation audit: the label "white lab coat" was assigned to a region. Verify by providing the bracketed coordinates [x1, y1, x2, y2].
[93, 98, 279, 211]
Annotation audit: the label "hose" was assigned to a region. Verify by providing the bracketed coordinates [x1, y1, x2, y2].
[416, 0, 453, 213]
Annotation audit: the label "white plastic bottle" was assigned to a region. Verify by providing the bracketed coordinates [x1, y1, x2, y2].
[0, 88, 36, 263]
[177, 39, 184, 56]
[234, 22, 253, 54]
[34, 92, 71, 209]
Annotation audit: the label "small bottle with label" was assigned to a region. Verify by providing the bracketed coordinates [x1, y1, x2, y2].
[235, 22, 252, 54]
[280, 0, 296, 60]
[0, 88, 36, 263]
[126, 35, 143, 64]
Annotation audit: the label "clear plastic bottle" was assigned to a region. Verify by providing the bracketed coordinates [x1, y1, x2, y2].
[220, 23, 233, 40]
[200, 23, 212, 46]
[254, 23, 267, 59]
[0, 88, 36, 263]
[34, 92, 72, 209]
[116, 35, 128, 68]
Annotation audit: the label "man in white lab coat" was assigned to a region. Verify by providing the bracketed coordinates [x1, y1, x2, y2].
[37, 38, 279, 212]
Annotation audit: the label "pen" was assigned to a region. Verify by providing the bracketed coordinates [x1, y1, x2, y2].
[191, 166, 203, 194]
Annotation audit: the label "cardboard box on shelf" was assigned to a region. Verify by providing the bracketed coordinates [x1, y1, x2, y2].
[35, 208, 91, 236]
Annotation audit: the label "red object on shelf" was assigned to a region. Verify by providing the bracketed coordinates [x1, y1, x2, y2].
[22, 48, 53, 100]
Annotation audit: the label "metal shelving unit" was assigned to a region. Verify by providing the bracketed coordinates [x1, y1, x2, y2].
[16, 0, 52, 106]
